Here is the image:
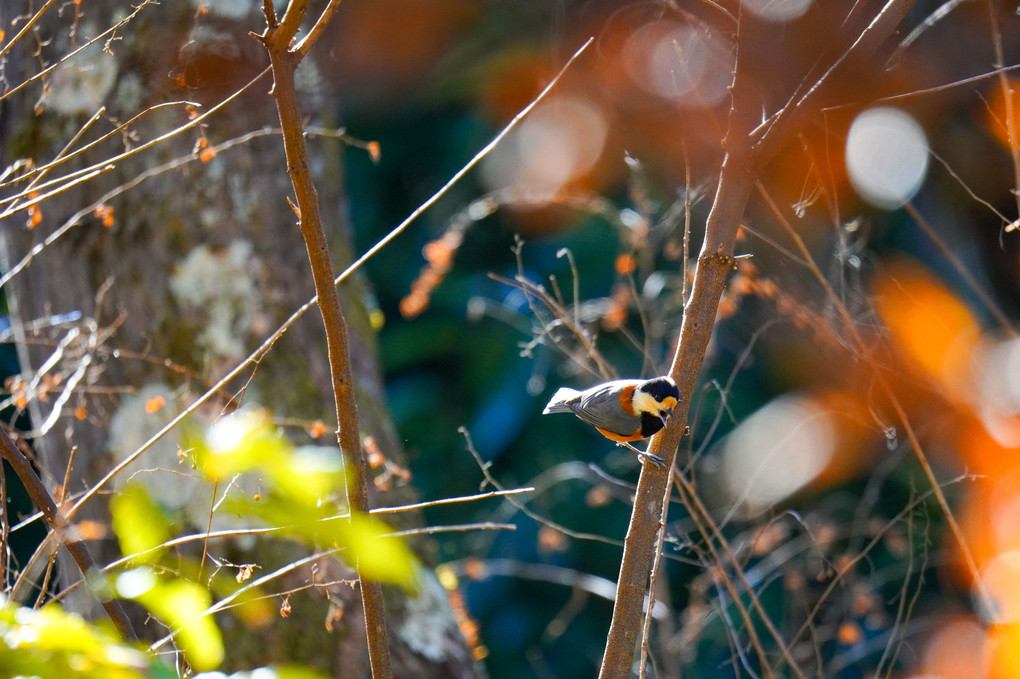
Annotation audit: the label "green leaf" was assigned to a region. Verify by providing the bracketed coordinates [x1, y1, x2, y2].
[266, 445, 344, 505]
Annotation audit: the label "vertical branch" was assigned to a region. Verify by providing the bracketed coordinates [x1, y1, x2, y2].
[598, 159, 757, 679]
[256, 2, 392, 677]
[637, 460, 677, 679]
[598, 2, 919, 676]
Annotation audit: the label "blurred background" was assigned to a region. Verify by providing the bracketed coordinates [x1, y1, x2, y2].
[3, 0, 1020, 677]
[333, 1, 1020, 677]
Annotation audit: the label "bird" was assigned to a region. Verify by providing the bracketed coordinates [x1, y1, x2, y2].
[542, 376, 680, 467]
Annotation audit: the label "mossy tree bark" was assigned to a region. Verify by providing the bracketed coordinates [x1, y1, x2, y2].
[0, 2, 478, 676]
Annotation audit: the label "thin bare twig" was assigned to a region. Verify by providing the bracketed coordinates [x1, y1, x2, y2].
[753, 0, 920, 161]
[64, 40, 588, 523]
[458, 427, 624, 547]
[0, 101, 198, 210]
[337, 38, 594, 295]
[903, 201, 1015, 336]
[448, 558, 668, 617]
[823, 62, 1020, 111]
[489, 271, 616, 380]
[0, 1, 157, 104]
[757, 182, 998, 629]
[294, 0, 343, 59]
[774, 474, 972, 674]
[0, 0, 59, 64]
[670, 466, 790, 677]
[984, 0, 1020, 222]
[599, 2, 920, 676]
[0, 122, 327, 293]
[0, 427, 135, 640]
[144, 519, 513, 655]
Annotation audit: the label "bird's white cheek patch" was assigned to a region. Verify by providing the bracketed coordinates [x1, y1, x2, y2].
[632, 390, 661, 416]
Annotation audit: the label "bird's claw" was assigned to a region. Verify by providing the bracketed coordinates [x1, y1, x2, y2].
[638, 452, 667, 468]
[618, 441, 667, 468]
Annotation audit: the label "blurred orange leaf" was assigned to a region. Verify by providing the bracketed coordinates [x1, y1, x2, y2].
[837, 622, 862, 646]
[309, 420, 327, 438]
[92, 204, 115, 228]
[145, 395, 165, 413]
[367, 140, 381, 163]
[986, 76, 1020, 152]
[615, 253, 636, 275]
[75, 520, 108, 540]
[873, 260, 979, 400]
[26, 206, 42, 229]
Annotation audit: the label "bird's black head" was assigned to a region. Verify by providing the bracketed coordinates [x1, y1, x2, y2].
[634, 376, 681, 435]
[639, 376, 679, 403]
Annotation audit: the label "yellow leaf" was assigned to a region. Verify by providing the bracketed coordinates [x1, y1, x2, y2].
[110, 484, 170, 565]
[132, 575, 223, 671]
[195, 408, 287, 481]
[340, 512, 419, 592]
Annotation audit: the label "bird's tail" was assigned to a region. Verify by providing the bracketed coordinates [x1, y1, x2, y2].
[543, 387, 580, 414]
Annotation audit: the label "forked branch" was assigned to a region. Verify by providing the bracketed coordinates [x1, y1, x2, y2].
[0, 427, 136, 641]
[256, 1, 392, 677]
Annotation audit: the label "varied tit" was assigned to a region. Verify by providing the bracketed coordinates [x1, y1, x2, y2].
[542, 376, 680, 466]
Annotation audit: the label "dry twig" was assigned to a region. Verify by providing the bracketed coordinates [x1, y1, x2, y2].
[0, 426, 135, 640]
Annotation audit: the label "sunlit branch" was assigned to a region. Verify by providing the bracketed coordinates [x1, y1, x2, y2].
[0, 1, 158, 104]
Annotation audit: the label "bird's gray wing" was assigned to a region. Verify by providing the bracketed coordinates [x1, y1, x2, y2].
[572, 381, 642, 436]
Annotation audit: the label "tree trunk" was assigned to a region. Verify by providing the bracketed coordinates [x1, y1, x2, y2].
[0, 2, 479, 676]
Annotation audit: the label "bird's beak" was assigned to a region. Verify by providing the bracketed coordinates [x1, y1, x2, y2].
[659, 409, 673, 428]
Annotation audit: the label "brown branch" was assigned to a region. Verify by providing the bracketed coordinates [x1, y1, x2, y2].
[0, 427, 135, 640]
[598, 157, 758, 679]
[598, 2, 921, 676]
[295, 0, 344, 59]
[256, 3, 392, 677]
[600, 20, 761, 679]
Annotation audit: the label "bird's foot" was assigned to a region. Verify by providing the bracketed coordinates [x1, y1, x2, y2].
[638, 451, 667, 468]
[618, 442, 666, 468]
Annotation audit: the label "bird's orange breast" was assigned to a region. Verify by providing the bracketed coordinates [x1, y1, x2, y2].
[596, 426, 645, 442]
